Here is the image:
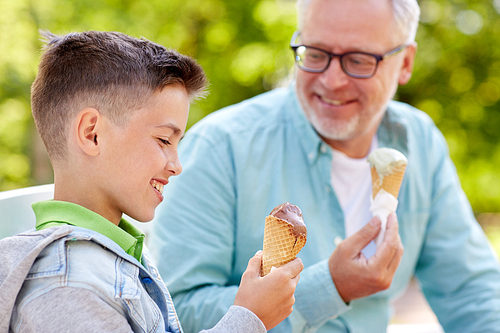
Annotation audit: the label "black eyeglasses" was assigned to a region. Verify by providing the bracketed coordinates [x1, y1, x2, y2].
[290, 31, 408, 79]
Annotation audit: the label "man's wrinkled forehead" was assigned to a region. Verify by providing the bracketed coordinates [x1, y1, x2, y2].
[298, 0, 405, 46]
[297, 0, 394, 27]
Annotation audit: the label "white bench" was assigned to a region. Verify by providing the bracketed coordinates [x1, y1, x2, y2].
[0, 184, 152, 241]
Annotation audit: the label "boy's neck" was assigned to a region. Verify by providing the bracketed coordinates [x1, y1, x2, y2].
[53, 174, 122, 226]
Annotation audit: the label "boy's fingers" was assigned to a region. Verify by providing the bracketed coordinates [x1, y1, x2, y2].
[291, 272, 301, 286]
[245, 250, 263, 277]
[277, 257, 304, 278]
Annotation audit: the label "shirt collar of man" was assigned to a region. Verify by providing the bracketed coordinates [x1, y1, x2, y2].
[32, 200, 145, 263]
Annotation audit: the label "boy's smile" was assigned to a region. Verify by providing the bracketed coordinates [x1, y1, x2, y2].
[150, 179, 165, 196]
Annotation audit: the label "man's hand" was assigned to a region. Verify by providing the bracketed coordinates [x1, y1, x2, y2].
[329, 213, 403, 303]
[234, 251, 303, 330]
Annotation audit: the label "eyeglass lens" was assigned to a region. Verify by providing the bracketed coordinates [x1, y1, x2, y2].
[295, 46, 378, 76]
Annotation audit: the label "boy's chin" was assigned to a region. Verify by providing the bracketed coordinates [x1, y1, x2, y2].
[124, 212, 155, 223]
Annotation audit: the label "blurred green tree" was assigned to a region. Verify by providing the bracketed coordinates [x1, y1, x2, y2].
[1, 0, 500, 216]
[399, 0, 500, 212]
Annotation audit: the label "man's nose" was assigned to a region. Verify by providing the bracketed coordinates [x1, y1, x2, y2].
[318, 57, 350, 89]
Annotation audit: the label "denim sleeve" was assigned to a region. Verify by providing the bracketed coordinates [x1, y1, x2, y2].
[415, 125, 500, 332]
[14, 287, 133, 332]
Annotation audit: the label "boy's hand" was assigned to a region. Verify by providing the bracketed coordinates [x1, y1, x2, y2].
[234, 251, 303, 330]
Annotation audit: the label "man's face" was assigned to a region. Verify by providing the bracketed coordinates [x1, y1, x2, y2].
[295, 0, 415, 153]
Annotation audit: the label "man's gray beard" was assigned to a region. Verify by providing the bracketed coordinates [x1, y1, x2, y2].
[304, 104, 360, 142]
[295, 83, 360, 142]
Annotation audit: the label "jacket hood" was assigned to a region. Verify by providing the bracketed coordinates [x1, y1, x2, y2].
[0, 226, 73, 333]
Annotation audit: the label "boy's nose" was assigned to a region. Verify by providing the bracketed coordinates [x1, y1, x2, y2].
[166, 156, 182, 176]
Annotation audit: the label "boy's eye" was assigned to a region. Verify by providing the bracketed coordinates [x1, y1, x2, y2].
[158, 138, 171, 146]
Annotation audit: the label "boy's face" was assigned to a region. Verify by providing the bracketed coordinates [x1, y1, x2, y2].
[96, 85, 189, 223]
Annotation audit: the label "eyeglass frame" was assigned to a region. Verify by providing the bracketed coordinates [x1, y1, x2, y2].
[290, 31, 409, 79]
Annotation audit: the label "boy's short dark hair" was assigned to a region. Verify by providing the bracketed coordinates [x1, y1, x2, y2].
[31, 30, 207, 162]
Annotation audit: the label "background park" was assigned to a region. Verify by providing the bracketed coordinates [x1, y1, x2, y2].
[1, 0, 500, 257]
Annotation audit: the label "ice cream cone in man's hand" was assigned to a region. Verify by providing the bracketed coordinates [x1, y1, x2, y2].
[368, 148, 407, 246]
[261, 202, 307, 276]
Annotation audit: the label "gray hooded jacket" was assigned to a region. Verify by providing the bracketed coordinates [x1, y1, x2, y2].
[0, 226, 265, 333]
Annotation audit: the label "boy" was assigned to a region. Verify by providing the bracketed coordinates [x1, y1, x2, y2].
[0, 31, 303, 333]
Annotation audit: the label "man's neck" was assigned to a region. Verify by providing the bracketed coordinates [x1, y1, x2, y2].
[323, 129, 376, 159]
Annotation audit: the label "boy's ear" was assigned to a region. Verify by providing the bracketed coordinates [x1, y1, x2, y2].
[76, 108, 101, 157]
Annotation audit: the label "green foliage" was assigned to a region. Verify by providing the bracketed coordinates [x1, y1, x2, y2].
[1, 0, 500, 214]
[399, 0, 500, 212]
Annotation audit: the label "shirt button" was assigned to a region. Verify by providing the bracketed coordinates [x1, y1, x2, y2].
[142, 277, 153, 284]
[320, 144, 328, 153]
[308, 152, 314, 160]
[334, 236, 343, 246]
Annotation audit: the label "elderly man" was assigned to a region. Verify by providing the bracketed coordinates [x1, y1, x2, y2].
[151, 0, 500, 332]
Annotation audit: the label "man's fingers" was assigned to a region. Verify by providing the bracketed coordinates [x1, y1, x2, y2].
[384, 214, 404, 270]
[373, 213, 403, 268]
[385, 213, 399, 234]
[386, 233, 404, 272]
[342, 217, 381, 256]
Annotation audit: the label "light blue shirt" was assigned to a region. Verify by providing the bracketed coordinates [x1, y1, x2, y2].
[151, 84, 500, 333]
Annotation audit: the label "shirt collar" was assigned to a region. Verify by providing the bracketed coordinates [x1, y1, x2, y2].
[288, 82, 331, 165]
[377, 102, 409, 156]
[33, 200, 145, 262]
[288, 82, 409, 161]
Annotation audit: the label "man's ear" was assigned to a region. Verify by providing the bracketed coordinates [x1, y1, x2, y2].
[398, 42, 417, 85]
[75, 108, 101, 157]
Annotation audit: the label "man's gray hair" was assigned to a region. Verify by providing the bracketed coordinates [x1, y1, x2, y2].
[296, 0, 420, 43]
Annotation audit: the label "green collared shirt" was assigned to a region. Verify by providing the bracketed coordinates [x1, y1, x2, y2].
[33, 200, 145, 262]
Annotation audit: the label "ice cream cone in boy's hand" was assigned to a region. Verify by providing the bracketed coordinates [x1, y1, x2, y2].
[261, 202, 307, 276]
[368, 148, 407, 247]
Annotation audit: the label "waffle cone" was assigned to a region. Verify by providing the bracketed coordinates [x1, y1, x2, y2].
[371, 164, 406, 199]
[261, 215, 307, 276]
